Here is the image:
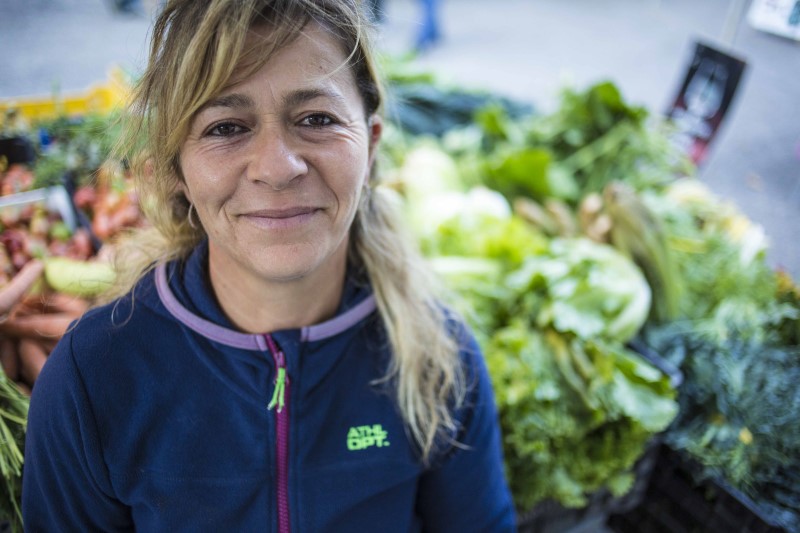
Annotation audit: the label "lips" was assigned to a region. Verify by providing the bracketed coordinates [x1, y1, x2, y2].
[239, 206, 321, 230]
[243, 207, 319, 219]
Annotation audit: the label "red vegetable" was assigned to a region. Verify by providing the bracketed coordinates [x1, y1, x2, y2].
[0, 259, 44, 315]
[72, 185, 97, 210]
[0, 164, 34, 196]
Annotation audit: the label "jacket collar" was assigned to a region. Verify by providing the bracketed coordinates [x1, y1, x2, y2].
[155, 241, 377, 350]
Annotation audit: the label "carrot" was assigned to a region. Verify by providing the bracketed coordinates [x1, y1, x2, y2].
[18, 338, 48, 386]
[43, 292, 90, 316]
[92, 212, 112, 240]
[0, 313, 74, 339]
[0, 259, 44, 315]
[18, 291, 89, 316]
[9, 296, 44, 317]
[0, 337, 20, 381]
[10, 292, 89, 319]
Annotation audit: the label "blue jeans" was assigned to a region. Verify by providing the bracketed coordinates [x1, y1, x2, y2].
[416, 0, 440, 49]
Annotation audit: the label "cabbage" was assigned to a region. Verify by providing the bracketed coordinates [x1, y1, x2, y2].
[507, 238, 651, 343]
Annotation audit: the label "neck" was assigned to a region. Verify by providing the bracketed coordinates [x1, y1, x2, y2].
[208, 251, 347, 334]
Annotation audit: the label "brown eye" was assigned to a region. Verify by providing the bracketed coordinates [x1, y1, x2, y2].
[208, 123, 246, 137]
[302, 114, 334, 128]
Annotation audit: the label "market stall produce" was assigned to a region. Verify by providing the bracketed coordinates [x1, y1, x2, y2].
[1, 63, 798, 532]
[0, 111, 140, 530]
[383, 69, 798, 531]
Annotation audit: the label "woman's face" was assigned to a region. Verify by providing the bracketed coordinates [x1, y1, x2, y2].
[180, 23, 381, 287]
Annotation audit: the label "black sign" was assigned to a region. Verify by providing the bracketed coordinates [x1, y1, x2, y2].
[666, 41, 747, 166]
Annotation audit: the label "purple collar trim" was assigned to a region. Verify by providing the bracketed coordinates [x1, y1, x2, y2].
[155, 263, 376, 349]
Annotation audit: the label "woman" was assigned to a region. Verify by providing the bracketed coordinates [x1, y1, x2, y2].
[22, 0, 515, 530]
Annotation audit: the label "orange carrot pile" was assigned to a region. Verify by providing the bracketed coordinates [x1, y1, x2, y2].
[0, 264, 88, 391]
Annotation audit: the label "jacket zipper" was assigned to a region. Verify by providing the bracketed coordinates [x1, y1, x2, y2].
[265, 334, 291, 533]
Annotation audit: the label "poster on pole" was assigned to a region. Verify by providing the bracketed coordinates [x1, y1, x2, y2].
[665, 41, 747, 166]
[748, 0, 800, 41]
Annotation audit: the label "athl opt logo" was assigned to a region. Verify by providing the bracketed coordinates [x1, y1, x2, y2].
[347, 424, 390, 451]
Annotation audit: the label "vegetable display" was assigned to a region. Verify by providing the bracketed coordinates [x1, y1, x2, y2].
[485, 239, 677, 509]
[0, 371, 27, 531]
[634, 178, 800, 530]
[2, 61, 798, 530]
[395, 129, 679, 511]
[0, 113, 138, 530]
[386, 68, 798, 529]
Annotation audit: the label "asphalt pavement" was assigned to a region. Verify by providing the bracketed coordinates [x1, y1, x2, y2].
[1, 0, 799, 278]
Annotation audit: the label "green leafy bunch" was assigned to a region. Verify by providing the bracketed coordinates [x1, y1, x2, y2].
[483, 238, 675, 510]
[423, 207, 547, 344]
[30, 112, 124, 188]
[643, 324, 800, 531]
[506, 238, 652, 343]
[487, 325, 676, 509]
[642, 179, 796, 337]
[477, 82, 690, 206]
[635, 176, 800, 530]
[0, 373, 29, 532]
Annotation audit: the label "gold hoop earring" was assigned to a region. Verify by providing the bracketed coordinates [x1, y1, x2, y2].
[187, 202, 198, 229]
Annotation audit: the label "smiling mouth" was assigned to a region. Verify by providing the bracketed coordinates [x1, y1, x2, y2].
[245, 207, 319, 218]
[240, 207, 321, 229]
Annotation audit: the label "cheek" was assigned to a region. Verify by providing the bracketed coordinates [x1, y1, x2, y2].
[330, 155, 369, 215]
[180, 151, 232, 205]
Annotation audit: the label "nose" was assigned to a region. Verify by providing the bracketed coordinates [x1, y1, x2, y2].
[247, 125, 308, 190]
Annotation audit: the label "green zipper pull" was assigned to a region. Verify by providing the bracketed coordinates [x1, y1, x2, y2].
[268, 367, 287, 413]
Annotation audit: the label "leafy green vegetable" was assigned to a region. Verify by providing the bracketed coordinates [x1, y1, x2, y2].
[605, 182, 683, 323]
[29, 112, 125, 188]
[507, 238, 651, 343]
[627, 177, 800, 529]
[643, 179, 794, 339]
[418, 206, 674, 510]
[641, 324, 800, 531]
[484, 147, 579, 203]
[471, 81, 692, 207]
[487, 327, 677, 509]
[419, 189, 547, 341]
[0, 373, 28, 532]
[776, 272, 800, 347]
[423, 204, 545, 268]
[389, 90, 679, 511]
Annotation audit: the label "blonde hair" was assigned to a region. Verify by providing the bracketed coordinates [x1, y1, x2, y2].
[108, 0, 464, 461]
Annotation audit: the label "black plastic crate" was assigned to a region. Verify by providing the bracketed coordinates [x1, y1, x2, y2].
[517, 440, 663, 533]
[607, 444, 790, 533]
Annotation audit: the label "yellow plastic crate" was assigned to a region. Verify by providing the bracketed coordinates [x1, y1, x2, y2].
[0, 67, 131, 124]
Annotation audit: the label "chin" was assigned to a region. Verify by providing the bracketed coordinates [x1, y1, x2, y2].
[249, 246, 335, 283]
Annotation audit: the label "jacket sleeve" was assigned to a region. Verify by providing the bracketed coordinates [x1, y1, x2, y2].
[416, 330, 517, 532]
[22, 333, 133, 531]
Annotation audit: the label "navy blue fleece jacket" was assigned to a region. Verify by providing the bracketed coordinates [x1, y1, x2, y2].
[22, 242, 515, 531]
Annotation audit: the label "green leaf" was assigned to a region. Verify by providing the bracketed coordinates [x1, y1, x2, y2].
[611, 370, 678, 432]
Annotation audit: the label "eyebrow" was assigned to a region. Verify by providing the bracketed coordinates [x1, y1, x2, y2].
[201, 87, 346, 113]
[202, 93, 256, 111]
[281, 87, 346, 108]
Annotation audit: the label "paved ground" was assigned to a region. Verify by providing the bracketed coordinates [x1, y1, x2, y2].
[2, 0, 799, 278]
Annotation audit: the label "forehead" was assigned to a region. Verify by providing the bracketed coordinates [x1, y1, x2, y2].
[234, 21, 354, 91]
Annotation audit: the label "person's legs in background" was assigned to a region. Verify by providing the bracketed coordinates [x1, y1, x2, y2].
[114, 0, 144, 16]
[415, 0, 441, 51]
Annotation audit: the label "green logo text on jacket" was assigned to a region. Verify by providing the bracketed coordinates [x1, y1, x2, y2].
[347, 424, 390, 451]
